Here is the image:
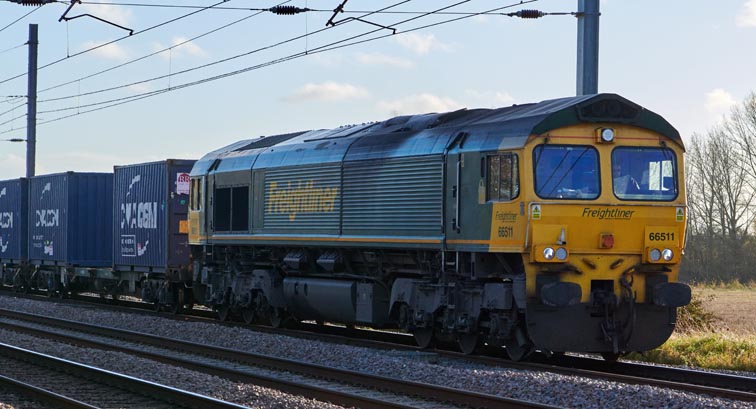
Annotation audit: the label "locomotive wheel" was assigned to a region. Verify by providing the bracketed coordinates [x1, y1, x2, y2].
[169, 288, 185, 315]
[504, 339, 533, 361]
[268, 308, 285, 328]
[241, 307, 256, 325]
[216, 305, 230, 321]
[601, 352, 621, 362]
[413, 327, 434, 349]
[456, 333, 479, 355]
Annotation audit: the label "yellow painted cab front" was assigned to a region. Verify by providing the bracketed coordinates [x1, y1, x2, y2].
[521, 124, 691, 353]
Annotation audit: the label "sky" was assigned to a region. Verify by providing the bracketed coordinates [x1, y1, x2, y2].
[0, 0, 755, 179]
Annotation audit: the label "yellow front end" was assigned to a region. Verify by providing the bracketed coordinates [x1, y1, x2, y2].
[520, 124, 691, 353]
[526, 204, 685, 303]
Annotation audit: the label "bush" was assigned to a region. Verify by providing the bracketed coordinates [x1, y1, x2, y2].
[674, 292, 719, 333]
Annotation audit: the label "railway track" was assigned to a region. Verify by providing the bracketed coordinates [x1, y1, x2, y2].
[0, 308, 554, 409]
[0, 341, 247, 409]
[2, 290, 755, 405]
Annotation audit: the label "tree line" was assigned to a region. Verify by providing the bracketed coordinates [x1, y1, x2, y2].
[682, 92, 756, 283]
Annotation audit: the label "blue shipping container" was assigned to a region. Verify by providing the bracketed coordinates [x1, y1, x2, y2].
[28, 172, 113, 266]
[0, 178, 28, 262]
[113, 159, 195, 271]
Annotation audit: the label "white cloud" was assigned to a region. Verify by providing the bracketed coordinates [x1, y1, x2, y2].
[355, 52, 414, 68]
[737, 0, 756, 27]
[704, 88, 737, 114]
[464, 90, 516, 107]
[153, 37, 207, 60]
[284, 82, 369, 103]
[79, 0, 133, 27]
[394, 33, 452, 55]
[171, 37, 206, 57]
[308, 53, 345, 67]
[127, 83, 151, 94]
[42, 151, 123, 173]
[0, 154, 26, 180]
[471, 15, 489, 24]
[377, 93, 463, 116]
[80, 40, 130, 61]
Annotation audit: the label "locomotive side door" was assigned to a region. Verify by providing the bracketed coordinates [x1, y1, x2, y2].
[445, 150, 491, 249]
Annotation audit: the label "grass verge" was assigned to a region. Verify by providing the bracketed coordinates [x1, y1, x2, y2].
[626, 333, 756, 372]
[624, 290, 756, 372]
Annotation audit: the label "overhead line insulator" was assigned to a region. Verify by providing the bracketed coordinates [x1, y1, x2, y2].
[269, 6, 311, 15]
[8, 0, 55, 5]
[510, 9, 546, 19]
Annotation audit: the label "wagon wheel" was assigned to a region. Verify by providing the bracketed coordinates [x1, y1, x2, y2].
[216, 305, 230, 321]
[241, 307, 256, 325]
[456, 332, 480, 355]
[413, 327, 434, 349]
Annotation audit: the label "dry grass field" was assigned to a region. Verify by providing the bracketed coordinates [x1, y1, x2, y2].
[695, 286, 756, 334]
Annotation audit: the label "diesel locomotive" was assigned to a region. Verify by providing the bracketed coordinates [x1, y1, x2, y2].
[0, 93, 691, 360]
[186, 93, 692, 360]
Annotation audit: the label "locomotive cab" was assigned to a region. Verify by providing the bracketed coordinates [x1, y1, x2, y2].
[523, 122, 691, 356]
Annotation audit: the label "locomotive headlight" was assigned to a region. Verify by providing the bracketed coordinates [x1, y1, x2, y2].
[662, 248, 674, 261]
[543, 247, 555, 260]
[555, 247, 568, 261]
[649, 248, 662, 262]
[599, 128, 615, 143]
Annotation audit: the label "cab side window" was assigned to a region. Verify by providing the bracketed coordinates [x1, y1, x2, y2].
[190, 178, 203, 210]
[487, 153, 519, 201]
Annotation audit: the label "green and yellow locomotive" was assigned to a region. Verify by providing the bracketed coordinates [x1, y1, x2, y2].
[187, 93, 690, 359]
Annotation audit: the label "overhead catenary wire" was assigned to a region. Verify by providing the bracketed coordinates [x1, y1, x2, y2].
[0, 43, 27, 55]
[0, 0, 233, 87]
[37, 0, 414, 104]
[5, 0, 416, 123]
[37, 0, 294, 95]
[0, 4, 43, 34]
[5, 0, 537, 130]
[0, 112, 26, 128]
[0, 101, 26, 119]
[65, 0, 554, 17]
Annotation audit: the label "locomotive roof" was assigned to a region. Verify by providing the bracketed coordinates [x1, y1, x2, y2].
[191, 93, 682, 176]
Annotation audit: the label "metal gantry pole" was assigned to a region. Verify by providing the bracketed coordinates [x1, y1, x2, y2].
[26, 24, 38, 178]
[576, 0, 600, 96]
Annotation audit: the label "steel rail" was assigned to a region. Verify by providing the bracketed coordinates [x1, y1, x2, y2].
[0, 342, 249, 409]
[0, 373, 98, 409]
[2, 290, 754, 403]
[0, 308, 554, 409]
